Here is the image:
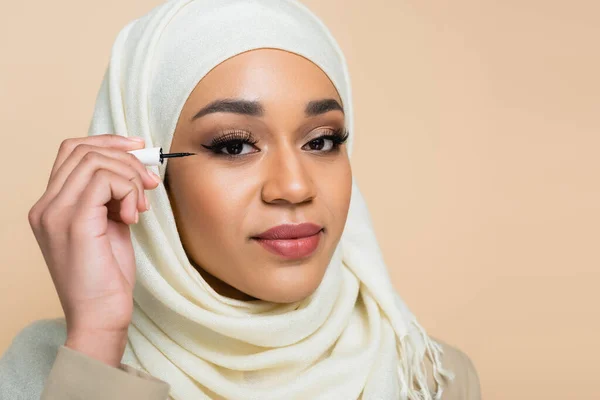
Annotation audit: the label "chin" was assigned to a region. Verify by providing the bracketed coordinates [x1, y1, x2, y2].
[247, 263, 326, 303]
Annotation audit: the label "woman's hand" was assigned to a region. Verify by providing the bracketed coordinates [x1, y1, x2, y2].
[27, 134, 161, 367]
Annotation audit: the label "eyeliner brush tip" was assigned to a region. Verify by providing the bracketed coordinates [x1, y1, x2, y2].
[161, 152, 196, 159]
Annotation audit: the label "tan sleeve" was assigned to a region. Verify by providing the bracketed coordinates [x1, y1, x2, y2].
[40, 345, 171, 400]
[426, 338, 482, 400]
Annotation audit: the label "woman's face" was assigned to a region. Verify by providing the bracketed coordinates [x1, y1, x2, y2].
[165, 48, 352, 303]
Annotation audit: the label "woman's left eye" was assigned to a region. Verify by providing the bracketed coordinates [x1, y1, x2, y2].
[302, 136, 335, 151]
[301, 129, 349, 152]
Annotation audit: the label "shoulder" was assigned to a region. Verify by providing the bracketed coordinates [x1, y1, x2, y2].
[0, 318, 68, 399]
[424, 337, 482, 400]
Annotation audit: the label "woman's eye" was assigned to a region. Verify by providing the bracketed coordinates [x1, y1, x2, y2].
[201, 130, 260, 157]
[218, 140, 257, 155]
[303, 137, 334, 152]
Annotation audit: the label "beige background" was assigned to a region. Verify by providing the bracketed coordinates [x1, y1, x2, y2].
[1, 0, 599, 399]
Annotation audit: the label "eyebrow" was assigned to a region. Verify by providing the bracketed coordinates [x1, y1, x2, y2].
[190, 98, 344, 121]
[190, 99, 264, 121]
[305, 99, 344, 116]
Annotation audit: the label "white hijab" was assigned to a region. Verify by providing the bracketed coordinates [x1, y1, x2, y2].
[87, 0, 454, 398]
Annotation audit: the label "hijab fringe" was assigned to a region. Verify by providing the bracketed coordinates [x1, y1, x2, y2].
[396, 320, 455, 400]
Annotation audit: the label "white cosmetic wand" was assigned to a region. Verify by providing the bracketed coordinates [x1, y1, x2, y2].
[127, 147, 196, 166]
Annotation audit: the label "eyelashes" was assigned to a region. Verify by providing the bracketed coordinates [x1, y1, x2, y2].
[201, 127, 349, 157]
[203, 129, 259, 149]
[314, 127, 350, 148]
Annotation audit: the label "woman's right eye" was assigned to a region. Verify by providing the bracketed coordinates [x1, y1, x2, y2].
[200, 130, 260, 157]
[217, 140, 258, 156]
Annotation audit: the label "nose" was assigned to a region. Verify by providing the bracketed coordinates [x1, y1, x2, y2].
[261, 145, 317, 205]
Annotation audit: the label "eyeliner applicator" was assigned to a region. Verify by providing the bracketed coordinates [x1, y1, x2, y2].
[127, 147, 196, 166]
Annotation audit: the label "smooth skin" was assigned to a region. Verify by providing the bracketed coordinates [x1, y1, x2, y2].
[166, 49, 352, 302]
[27, 49, 352, 368]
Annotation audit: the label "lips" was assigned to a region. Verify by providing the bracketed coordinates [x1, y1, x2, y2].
[251, 223, 324, 259]
[253, 223, 323, 240]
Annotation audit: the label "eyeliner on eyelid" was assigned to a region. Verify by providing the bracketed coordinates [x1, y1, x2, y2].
[200, 127, 349, 157]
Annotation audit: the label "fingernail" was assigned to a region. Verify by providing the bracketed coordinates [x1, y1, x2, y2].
[145, 196, 150, 211]
[128, 136, 145, 142]
[148, 170, 161, 184]
[134, 210, 139, 223]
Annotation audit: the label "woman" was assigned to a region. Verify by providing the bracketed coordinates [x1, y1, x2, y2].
[0, 0, 481, 399]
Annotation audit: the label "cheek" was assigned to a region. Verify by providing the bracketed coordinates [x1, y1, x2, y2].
[174, 164, 257, 239]
[324, 160, 352, 213]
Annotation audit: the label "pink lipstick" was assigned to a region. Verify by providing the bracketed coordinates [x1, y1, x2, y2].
[251, 223, 323, 259]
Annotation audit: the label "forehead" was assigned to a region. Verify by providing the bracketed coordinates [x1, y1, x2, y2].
[182, 48, 342, 114]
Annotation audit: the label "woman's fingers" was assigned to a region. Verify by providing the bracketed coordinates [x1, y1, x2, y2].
[49, 134, 146, 183]
[71, 169, 141, 237]
[47, 151, 150, 222]
[44, 145, 159, 212]
[71, 169, 138, 236]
